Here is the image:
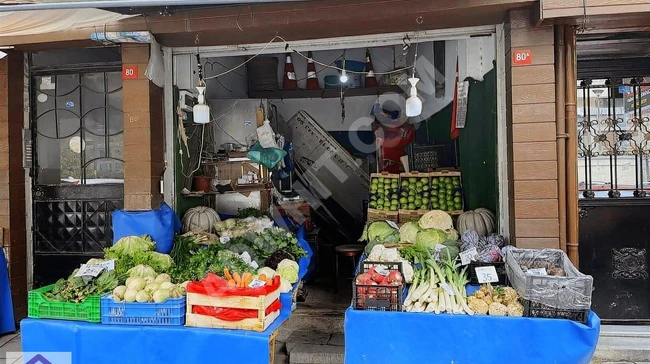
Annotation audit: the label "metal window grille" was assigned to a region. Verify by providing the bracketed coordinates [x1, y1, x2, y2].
[578, 77, 650, 199]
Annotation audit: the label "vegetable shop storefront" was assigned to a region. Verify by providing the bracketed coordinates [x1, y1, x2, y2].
[0, 0, 622, 363]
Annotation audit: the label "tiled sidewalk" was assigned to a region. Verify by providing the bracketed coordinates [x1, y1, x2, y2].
[0, 333, 21, 364]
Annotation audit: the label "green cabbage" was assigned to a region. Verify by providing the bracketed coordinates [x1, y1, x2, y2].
[127, 264, 157, 279]
[149, 252, 173, 271]
[415, 229, 448, 250]
[277, 259, 299, 284]
[367, 221, 398, 242]
[109, 235, 155, 256]
[399, 222, 422, 243]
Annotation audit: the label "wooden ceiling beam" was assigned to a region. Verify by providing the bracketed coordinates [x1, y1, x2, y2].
[145, 0, 534, 47]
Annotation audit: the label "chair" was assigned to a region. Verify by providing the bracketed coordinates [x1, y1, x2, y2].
[334, 244, 365, 293]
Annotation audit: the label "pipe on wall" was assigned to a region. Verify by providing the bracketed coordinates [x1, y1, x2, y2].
[554, 25, 567, 254]
[564, 27, 579, 266]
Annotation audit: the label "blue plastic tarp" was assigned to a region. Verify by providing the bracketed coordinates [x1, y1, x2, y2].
[21, 293, 293, 364]
[345, 307, 601, 364]
[112, 202, 181, 254]
[0, 248, 15, 335]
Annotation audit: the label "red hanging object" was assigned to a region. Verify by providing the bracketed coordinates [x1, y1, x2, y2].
[306, 51, 320, 90]
[364, 49, 377, 88]
[450, 58, 460, 140]
[283, 53, 298, 90]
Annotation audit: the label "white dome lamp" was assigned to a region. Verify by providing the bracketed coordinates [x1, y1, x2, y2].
[405, 77, 422, 117]
[193, 53, 211, 124]
[405, 37, 422, 118]
[193, 85, 210, 124]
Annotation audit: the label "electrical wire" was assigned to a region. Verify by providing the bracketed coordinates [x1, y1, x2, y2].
[201, 34, 419, 81]
[180, 124, 206, 179]
[210, 100, 247, 146]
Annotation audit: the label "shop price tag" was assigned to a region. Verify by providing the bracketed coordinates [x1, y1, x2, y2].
[475, 266, 499, 284]
[434, 244, 446, 252]
[386, 220, 399, 230]
[527, 268, 547, 276]
[75, 264, 104, 277]
[375, 265, 389, 276]
[248, 279, 266, 288]
[100, 260, 115, 271]
[219, 236, 230, 244]
[440, 282, 456, 296]
[250, 261, 259, 270]
[460, 248, 478, 266]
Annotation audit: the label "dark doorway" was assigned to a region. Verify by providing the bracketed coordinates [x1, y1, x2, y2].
[30, 49, 124, 287]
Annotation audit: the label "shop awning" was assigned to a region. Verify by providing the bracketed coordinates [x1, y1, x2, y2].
[0, 8, 135, 37]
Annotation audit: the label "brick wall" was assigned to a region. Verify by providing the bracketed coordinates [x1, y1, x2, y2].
[122, 44, 165, 211]
[505, 10, 560, 249]
[0, 51, 27, 320]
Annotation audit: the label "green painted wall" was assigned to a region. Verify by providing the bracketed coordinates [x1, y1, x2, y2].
[417, 67, 498, 214]
[173, 87, 202, 217]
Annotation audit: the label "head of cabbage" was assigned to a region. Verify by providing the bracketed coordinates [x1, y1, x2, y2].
[362, 221, 399, 244]
[127, 264, 157, 279]
[399, 222, 421, 243]
[415, 229, 448, 250]
[110, 235, 155, 256]
[277, 259, 299, 284]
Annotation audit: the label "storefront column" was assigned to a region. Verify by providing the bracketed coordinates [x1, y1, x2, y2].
[0, 51, 28, 319]
[505, 10, 560, 249]
[121, 44, 165, 211]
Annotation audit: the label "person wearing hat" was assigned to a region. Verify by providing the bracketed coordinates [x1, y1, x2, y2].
[371, 100, 414, 174]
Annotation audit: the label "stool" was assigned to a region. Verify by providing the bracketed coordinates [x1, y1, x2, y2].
[334, 244, 364, 293]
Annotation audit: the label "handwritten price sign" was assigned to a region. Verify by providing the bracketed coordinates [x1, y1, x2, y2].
[475, 266, 499, 284]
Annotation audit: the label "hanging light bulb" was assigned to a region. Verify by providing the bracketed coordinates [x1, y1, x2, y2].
[193, 85, 210, 124]
[340, 56, 348, 84]
[193, 53, 210, 124]
[405, 77, 422, 117]
[340, 69, 349, 84]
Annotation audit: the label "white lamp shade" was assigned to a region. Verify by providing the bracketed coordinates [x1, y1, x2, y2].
[193, 103, 210, 124]
[405, 77, 422, 117]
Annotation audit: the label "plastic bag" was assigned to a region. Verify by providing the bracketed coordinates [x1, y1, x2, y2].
[192, 299, 282, 321]
[186, 274, 281, 298]
[247, 141, 287, 169]
[112, 202, 181, 254]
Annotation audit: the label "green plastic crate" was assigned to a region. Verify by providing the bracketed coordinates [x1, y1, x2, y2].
[28, 284, 101, 323]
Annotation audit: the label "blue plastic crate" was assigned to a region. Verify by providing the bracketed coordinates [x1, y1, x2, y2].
[100, 295, 186, 326]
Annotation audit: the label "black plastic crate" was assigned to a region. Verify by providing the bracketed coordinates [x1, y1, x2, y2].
[353, 261, 404, 311]
[468, 261, 508, 286]
[523, 299, 589, 324]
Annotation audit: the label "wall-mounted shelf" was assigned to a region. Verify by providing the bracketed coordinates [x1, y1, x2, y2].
[248, 85, 405, 100]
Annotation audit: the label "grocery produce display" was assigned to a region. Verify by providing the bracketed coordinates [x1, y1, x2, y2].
[430, 173, 463, 213]
[467, 284, 523, 316]
[355, 208, 593, 322]
[45, 268, 119, 304]
[368, 173, 400, 212]
[399, 173, 430, 211]
[109, 267, 188, 303]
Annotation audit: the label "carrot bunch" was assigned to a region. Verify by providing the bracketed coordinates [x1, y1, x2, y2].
[224, 268, 274, 288]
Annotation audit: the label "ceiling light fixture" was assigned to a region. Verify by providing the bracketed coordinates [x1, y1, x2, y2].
[193, 54, 211, 124]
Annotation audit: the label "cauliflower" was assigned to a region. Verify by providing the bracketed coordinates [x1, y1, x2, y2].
[502, 287, 519, 305]
[399, 259, 414, 283]
[488, 302, 508, 316]
[468, 298, 490, 315]
[507, 301, 524, 317]
[380, 248, 401, 262]
[367, 244, 385, 261]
